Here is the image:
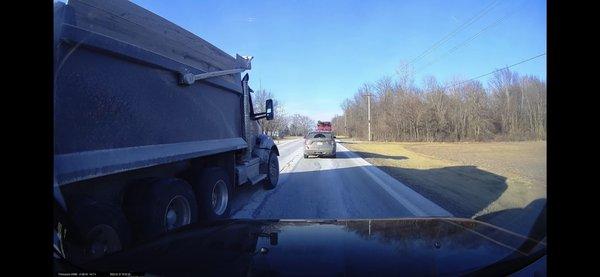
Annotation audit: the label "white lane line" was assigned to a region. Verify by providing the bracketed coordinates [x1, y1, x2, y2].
[337, 143, 453, 217]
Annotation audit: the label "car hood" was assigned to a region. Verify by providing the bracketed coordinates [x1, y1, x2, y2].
[73, 218, 545, 276]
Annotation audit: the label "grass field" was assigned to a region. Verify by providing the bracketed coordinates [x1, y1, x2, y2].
[342, 140, 546, 235]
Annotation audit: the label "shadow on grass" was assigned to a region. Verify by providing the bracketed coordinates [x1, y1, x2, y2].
[309, 151, 407, 160]
[374, 165, 508, 218]
[348, 151, 408, 160]
[341, 145, 546, 237]
[373, 165, 544, 237]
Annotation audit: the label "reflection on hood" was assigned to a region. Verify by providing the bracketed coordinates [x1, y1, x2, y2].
[70, 218, 545, 276]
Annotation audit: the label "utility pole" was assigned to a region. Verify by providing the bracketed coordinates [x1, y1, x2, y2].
[344, 112, 347, 136]
[366, 93, 372, 141]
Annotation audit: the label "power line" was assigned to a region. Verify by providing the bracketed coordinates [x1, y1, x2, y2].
[407, 0, 500, 65]
[416, 0, 527, 73]
[402, 0, 501, 69]
[441, 53, 546, 90]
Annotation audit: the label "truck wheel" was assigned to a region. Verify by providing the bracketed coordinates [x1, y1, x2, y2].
[70, 198, 131, 261]
[191, 167, 231, 219]
[263, 151, 279, 190]
[303, 154, 308, 158]
[124, 178, 197, 241]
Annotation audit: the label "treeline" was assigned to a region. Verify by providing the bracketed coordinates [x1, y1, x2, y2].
[332, 68, 546, 142]
[286, 114, 316, 136]
[253, 89, 315, 138]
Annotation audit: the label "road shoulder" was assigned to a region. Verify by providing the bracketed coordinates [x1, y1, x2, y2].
[341, 140, 546, 236]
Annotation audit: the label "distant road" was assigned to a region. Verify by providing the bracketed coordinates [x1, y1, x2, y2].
[230, 138, 451, 219]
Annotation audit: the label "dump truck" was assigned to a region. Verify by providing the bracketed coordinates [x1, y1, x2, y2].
[53, 0, 279, 261]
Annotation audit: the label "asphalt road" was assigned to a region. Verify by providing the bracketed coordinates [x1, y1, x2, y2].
[230, 139, 451, 219]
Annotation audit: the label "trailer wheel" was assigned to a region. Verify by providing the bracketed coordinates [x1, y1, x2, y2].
[70, 199, 131, 261]
[263, 151, 279, 190]
[191, 167, 231, 219]
[124, 178, 197, 241]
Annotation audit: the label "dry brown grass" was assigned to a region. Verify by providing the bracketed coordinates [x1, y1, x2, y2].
[342, 140, 546, 223]
[405, 141, 546, 188]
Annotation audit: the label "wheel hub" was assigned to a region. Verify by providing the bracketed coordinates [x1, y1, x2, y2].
[164, 195, 191, 231]
[211, 180, 228, 215]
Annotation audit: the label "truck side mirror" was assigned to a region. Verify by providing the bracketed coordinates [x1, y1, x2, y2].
[266, 99, 274, 120]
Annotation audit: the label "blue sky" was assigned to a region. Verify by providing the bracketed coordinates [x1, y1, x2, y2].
[130, 0, 545, 121]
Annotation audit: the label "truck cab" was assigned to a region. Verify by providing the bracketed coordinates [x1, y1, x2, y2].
[317, 121, 333, 132]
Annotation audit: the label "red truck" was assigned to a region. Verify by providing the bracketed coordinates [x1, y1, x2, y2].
[316, 121, 332, 132]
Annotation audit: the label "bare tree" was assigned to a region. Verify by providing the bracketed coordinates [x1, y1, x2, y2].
[288, 114, 315, 136]
[339, 68, 545, 142]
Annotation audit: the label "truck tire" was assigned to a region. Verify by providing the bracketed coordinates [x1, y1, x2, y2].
[70, 198, 131, 261]
[124, 178, 197, 242]
[262, 151, 279, 190]
[303, 154, 308, 158]
[191, 167, 231, 219]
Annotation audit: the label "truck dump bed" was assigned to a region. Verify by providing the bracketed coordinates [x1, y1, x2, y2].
[54, 0, 247, 185]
